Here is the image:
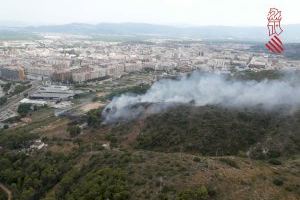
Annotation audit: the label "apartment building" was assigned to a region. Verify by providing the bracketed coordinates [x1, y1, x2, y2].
[0, 66, 26, 81]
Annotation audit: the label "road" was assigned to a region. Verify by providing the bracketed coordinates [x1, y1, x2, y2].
[0, 81, 40, 113]
[0, 183, 12, 200]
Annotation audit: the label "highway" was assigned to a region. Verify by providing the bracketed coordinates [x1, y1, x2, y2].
[0, 81, 40, 113]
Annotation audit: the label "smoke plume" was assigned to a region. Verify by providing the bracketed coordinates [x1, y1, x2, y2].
[102, 71, 300, 123]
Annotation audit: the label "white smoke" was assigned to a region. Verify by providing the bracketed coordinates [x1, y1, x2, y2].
[102, 71, 300, 123]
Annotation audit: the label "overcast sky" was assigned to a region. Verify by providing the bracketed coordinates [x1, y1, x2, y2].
[0, 0, 299, 26]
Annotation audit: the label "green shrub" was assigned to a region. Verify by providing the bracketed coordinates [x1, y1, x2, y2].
[268, 159, 282, 165]
[284, 184, 300, 192]
[87, 108, 103, 127]
[193, 157, 201, 162]
[1, 82, 11, 92]
[177, 186, 208, 200]
[13, 84, 30, 94]
[219, 158, 240, 169]
[267, 150, 281, 158]
[17, 103, 32, 116]
[67, 125, 81, 137]
[273, 178, 284, 186]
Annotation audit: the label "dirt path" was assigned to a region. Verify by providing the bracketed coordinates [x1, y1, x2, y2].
[0, 183, 12, 200]
[80, 102, 104, 112]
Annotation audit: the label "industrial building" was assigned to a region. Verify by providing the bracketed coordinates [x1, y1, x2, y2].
[20, 98, 47, 106]
[29, 85, 78, 101]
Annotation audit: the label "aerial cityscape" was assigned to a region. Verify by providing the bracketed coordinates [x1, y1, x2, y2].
[0, 1, 300, 200]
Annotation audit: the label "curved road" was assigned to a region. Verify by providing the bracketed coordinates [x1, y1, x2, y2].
[0, 183, 12, 200]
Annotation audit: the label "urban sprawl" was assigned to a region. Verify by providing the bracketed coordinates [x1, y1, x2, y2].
[0, 36, 299, 124]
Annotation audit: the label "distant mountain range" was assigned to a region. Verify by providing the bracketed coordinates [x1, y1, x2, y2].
[1, 23, 300, 42]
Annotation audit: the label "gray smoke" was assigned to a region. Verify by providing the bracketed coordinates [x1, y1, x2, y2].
[102, 71, 300, 123]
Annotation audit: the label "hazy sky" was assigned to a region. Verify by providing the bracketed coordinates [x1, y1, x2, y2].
[0, 0, 299, 26]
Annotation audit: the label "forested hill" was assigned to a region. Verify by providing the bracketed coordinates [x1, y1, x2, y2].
[109, 105, 300, 159]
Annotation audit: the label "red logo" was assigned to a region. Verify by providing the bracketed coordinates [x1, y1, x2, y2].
[265, 8, 284, 54]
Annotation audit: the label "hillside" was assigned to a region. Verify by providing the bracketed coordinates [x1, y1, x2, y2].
[1, 23, 300, 42]
[1, 71, 300, 200]
[124, 105, 300, 159]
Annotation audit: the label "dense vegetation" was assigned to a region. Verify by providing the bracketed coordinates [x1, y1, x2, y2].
[0, 192, 6, 200]
[12, 84, 31, 95]
[133, 105, 300, 158]
[65, 168, 130, 200]
[17, 103, 32, 117]
[0, 82, 11, 93]
[0, 151, 73, 200]
[87, 108, 103, 128]
[106, 84, 150, 100]
[0, 130, 37, 150]
[51, 150, 218, 200]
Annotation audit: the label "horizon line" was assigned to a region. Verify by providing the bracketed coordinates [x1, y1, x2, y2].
[1, 21, 300, 28]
